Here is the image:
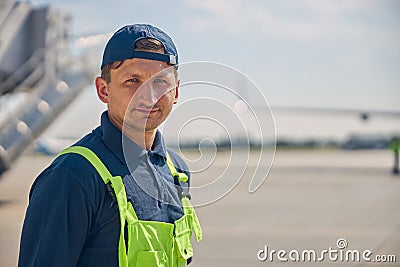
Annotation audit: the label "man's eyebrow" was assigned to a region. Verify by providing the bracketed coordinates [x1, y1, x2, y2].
[155, 70, 176, 78]
[153, 73, 170, 79]
[121, 73, 144, 79]
[120, 70, 174, 80]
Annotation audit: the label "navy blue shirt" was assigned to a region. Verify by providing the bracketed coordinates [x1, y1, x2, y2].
[19, 111, 190, 267]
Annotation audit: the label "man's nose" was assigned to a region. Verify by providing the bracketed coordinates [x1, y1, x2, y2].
[136, 82, 158, 106]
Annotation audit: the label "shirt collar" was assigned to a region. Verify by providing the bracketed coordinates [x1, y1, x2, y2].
[100, 111, 167, 164]
[151, 130, 167, 159]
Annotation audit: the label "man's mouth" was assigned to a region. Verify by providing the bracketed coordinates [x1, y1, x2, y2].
[134, 107, 160, 115]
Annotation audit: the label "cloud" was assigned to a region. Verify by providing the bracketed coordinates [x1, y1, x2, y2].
[184, 0, 318, 41]
[180, 0, 395, 44]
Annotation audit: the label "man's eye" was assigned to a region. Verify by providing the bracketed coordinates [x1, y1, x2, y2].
[126, 78, 139, 83]
[154, 78, 167, 84]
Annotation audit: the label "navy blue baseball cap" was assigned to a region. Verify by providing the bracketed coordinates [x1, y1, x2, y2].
[101, 24, 178, 69]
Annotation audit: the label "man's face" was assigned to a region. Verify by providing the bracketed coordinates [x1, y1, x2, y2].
[100, 57, 179, 133]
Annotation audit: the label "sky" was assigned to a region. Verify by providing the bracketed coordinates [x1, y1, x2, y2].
[25, 0, 400, 141]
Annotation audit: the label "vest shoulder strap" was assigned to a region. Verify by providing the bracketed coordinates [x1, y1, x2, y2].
[166, 151, 191, 199]
[59, 146, 190, 195]
[59, 146, 192, 200]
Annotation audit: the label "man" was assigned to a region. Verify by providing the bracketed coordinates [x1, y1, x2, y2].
[390, 136, 399, 174]
[19, 24, 201, 267]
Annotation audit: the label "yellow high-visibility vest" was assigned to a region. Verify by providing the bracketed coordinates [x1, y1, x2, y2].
[59, 146, 202, 267]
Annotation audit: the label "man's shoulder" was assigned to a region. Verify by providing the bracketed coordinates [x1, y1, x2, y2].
[55, 130, 104, 173]
[36, 130, 106, 187]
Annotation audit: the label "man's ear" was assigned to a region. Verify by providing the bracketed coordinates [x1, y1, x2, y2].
[173, 79, 180, 104]
[95, 77, 109, 104]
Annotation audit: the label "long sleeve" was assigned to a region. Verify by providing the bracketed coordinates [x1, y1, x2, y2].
[18, 167, 92, 267]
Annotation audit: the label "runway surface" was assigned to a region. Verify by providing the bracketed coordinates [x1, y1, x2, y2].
[0, 148, 399, 266]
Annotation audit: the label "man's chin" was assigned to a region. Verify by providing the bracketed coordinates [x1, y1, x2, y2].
[144, 121, 161, 131]
[123, 120, 160, 133]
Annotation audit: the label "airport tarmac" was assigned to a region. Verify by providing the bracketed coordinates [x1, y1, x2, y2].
[0, 148, 399, 266]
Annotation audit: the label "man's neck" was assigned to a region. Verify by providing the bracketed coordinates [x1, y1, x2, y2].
[123, 127, 156, 151]
[107, 114, 156, 150]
